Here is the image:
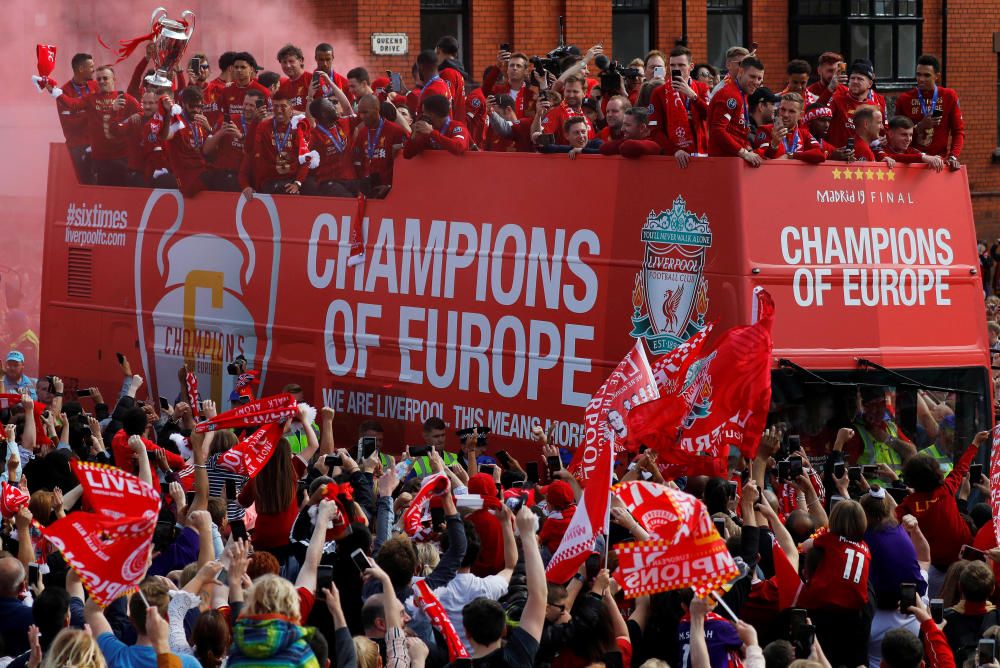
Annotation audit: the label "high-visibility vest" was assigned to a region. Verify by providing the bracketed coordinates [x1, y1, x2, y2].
[855, 419, 905, 470]
[411, 450, 459, 477]
[285, 423, 320, 454]
[920, 442, 954, 475]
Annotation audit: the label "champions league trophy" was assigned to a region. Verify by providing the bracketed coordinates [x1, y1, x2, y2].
[145, 7, 196, 88]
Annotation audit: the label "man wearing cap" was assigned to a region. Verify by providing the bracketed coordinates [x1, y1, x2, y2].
[747, 86, 780, 137]
[538, 480, 577, 555]
[828, 59, 887, 147]
[484, 93, 534, 152]
[4, 311, 38, 376]
[2, 352, 35, 400]
[708, 56, 764, 165]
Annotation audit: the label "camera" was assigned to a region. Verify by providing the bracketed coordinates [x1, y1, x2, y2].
[530, 44, 577, 78]
[594, 55, 642, 96]
[227, 354, 247, 376]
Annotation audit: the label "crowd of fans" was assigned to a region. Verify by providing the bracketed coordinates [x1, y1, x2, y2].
[43, 35, 965, 199]
[0, 337, 995, 668]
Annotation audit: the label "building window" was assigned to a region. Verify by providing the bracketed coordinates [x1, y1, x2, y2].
[707, 0, 748, 71]
[613, 0, 654, 63]
[420, 0, 469, 73]
[790, 0, 922, 86]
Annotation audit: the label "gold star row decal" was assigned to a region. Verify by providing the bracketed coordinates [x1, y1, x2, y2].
[831, 167, 895, 181]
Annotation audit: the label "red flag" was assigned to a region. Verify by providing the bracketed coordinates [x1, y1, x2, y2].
[625, 325, 713, 453]
[348, 194, 366, 267]
[546, 373, 620, 583]
[569, 341, 658, 484]
[72, 460, 161, 520]
[414, 579, 470, 661]
[613, 480, 695, 539]
[612, 492, 738, 598]
[194, 393, 298, 433]
[991, 424, 1000, 545]
[39, 512, 156, 606]
[403, 473, 451, 541]
[0, 482, 28, 518]
[186, 372, 200, 419]
[216, 422, 285, 478]
[32, 404, 51, 446]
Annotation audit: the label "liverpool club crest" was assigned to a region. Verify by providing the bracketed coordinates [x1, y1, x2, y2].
[630, 196, 711, 354]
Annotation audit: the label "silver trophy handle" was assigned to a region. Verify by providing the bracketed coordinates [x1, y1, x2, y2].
[181, 10, 196, 38]
[150, 6, 168, 29]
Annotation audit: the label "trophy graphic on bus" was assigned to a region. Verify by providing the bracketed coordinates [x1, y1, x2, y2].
[145, 7, 196, 88]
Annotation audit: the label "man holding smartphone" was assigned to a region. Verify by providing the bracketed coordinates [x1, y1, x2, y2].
[894, 54, 964, 169]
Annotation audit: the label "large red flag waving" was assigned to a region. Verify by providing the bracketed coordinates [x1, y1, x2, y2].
[194, 393, 298, 433]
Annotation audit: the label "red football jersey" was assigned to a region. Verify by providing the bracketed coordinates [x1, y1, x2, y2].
[707, 80, 751, 156]
[57, 90, 142, 160]
[57, 79, 99, 147]
[419, 75, 451, 114]
[164, 116, 210, 196]
[650, 80, 710, 154]
[239, 119, 310, 189]
[827, 88, 887, 148]
[219, 81, 272, 122]
[112, 114, 146, 173]
[797, 530, 870, 610]
[353, 119, 408, 186]
[309, 118, 357, 182]
[439, 67, 467, 120]
[278, 72, 313, 112]
[752, 125, 826, 164]
[465, 88, 488, 147]
[208, 118, 251, 173]
[806, 81, 848, 108]
[403, 119, 470, 157]
[894, 86, 965, 158]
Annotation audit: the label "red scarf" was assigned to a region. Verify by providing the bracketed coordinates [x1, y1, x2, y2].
[403, 473, 450, 541]
[0, 482, 28, 518]
[414, 579, 470, 661]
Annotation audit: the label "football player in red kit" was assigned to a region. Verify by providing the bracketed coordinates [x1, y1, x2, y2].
[875, 116, 946, 171]
[115, 89, 174, 188]
[649, 45, 710, 153]
[707, 55, 764, 166]
[276, 43, 314, 113]
[894, 54, 964, 168]
[806, 52, 849, 107]
[240, 92, 310, 199]
[435, 36, 468, 120]
[57, 53, 98, 183]
[404, 94, 469, 157]
[600, 108, 672, 162]
[314, 43, 355, 106]
[542, 75, 594, 144]
[305, 98, 359, 197]
[849, 105, 884, 163]
[50, 65, 142, 186]
[205, 89, 268, 192]
[219, 52, 272, 122]
[482, 94, 534, 152]
[753, 93, 826, 163]
[827, 59, 887, 147]
[346, 67, 377, 104]
[162, 86, 226, 197]
[353, 94, 408, 197]
[598, 96, 629, 142]
[417, 50, 451, 116]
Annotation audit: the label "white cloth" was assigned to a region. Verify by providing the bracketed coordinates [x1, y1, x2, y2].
[432, 572, 510, 653]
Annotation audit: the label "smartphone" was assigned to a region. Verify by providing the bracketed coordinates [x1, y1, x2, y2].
[117, 91, 125, 100]
[970, 463, 983, 484]
[27, 563, 40, 587]
[900, 582, 917, 610]
[960, 544, 987, 561]
[159, 396, 170, 411]
[862, 464, 879, 477]
[325, 454, 343, 468]
[116, 352, 125, 364]
[980, 639, 996, 666]
[496, 450, 512, 467]
[505, 494, 526, 513]
[215, 568, 228, 586]
[787, 435, 801, 452]
[794, 624, 815, 656]
[499, 43, 511, 52]
[887, 486, 909, 503]
[670, 68, 682, 81]
[77, 388, 91, 397]
[189, 56, 201, 72]
[778, 460, 791, 482]
[932, 108, 943, 118]
[350, 548, 371, 572]
[255, 97, 266, 109]
[317, 564, 334, 592]
[547, 455, 562, 474]
[537, 133, 556, 146]
[789, 455, 803, 478]
[727, 480, 738, 498]
[409, 445, 429, 458]
[511, 480, 525, 489]
[525, 461, 539, 484]
[185, 490, 195, 506]
[789, 608, 807, 632]
[225, 479, 237, 498]
[713, 517, 727, 538]
[833, 462, 846, 479]
[846, 137, 855, 151]
[930, 598, 944, 624]
[652, 65, 666, 80]
[358, 436, 378, 460]
[385, 70, 406, 93]
[480, 464, 496, 477]
[430, 506, 445, 528]
[848, 466, 862, 482]
[750, 42, 759, 52]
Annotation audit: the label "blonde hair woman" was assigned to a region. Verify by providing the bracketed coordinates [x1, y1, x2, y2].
[41, 629, 107, 668]
[229, 574, 319, 668]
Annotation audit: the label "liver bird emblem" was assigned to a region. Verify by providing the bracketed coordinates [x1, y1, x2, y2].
[662, 288, 682, 331]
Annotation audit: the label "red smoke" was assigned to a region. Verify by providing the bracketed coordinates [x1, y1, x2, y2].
[0, 0, 361, 376]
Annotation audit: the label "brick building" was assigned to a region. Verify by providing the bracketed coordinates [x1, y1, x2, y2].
[309, 0, 1000, 235]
